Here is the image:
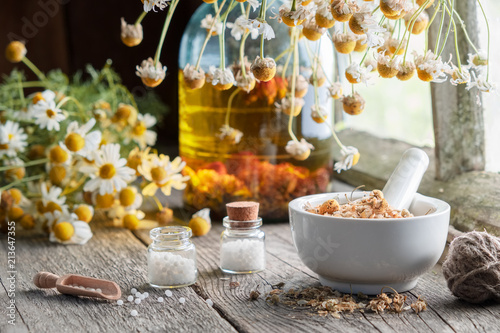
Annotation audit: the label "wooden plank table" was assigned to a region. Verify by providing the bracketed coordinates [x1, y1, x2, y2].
[1, 220, 499, 333]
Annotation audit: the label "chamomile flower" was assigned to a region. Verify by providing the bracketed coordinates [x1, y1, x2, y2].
[328, 82, 343, 99]
[448, 66, 471, 86]
[200, 14, 223, 36]
[32, 99, 66, 131]
[127, 146, 152, 176]
[334, 146, 360, 173]
[466, 71, 496, 93]
[249, 19, 275, 40]
[311, 105, 328, 123]
[227, 16, 258, 41]
[136, 57, 167, 88]
[143, 0, 169, 12]
[345, 62, 375, 85]
[121, 210, 145, 230]
[217, 124, 243, 144]
[0, 120, 28, 157]
[121, 18, 143, 47]
[207, 66, 235, 90]
[26, 90, 56, 119]
[81, 144, 135, 195]
[38, 184, 69, 215]
[128, 113, 157, 149]
[331, 0, 359, 22]
[183, 64, 206, 90]
[285, 138, 315, 161]
[279, 4, 310, 27]
[413, 50, 450, 83]
[247, 0, 260, 11]
[118, 186, 143, 210]
[62, 118, 102, 158]
[139, 154, 190, 197]
[50, 216, 93, 245]
[467, 50, 488, 68]
[350, 4, 386, 41]
[73, 204, 94, 223]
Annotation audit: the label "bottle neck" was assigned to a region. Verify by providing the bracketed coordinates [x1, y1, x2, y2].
[151, 238, 192, 250]
[224, 228, 261, 237]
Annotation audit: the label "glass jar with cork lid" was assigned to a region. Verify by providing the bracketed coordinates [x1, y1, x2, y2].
[148, 226, 198, 288]
[220, 202, 266, 274]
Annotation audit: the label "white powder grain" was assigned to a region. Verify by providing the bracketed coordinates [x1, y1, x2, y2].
[148, 251, 197, 287]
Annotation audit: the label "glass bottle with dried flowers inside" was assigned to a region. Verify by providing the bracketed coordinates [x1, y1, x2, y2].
[178, 0, 344, 220]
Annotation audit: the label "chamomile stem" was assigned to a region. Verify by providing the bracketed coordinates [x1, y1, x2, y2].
[291, 0, 297, 11]
[258, 0, 268, 59]
[56, 96, 84, 112]
[220, 0, 235, 69]
[443, 1, 461, 71]
[475, 0, 490, 80]
[0, 158, 49, 172]
[437, 0, 454, 58]
[274, 47, 293, 63]
[403, 0, 430, 65]
[425, 1, 442, 53]
[151, 195, 164, 211]
[359, 48, 370, 65]
[5, 81, 46, 89]
[392, 1, 429, 61]
[225, 88, 241, 126]
[239, 33, 250, 78]
[282, 42, 293, 80]
[17, 76, 25, 108]
[195, 0, 227, 71]
[448, 7, 480, 55]
[287, 29, 299, 143]
[21, 57, 46, 81]
[153, 0, 179, 67]
[434, 0, 446, 53]
[371, 5, 380, 15]
[135, 11, 147, 25]
[0, 174, 43, 192]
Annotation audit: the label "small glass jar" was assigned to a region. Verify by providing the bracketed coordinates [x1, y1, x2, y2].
[219, 217, 266, 274]
[148, 226, 197, 288]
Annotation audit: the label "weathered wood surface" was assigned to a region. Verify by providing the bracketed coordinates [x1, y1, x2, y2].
[1, 221, 499, 333]
[428, 0, 485, 181]
[335, 130, 500, 235]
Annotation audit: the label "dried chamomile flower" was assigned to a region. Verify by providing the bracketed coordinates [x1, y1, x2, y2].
[249, 19, 275, 40]
[121, 18, 143, 47]
[387, 37, 406, 55]
[157, 207, 174, 225]
[142, 0, 169, 12]
[235, 71, 256, 92]
[468, 51, 488, 68]
[183, 64, 206, 90]
[249, 290, 261, 300]
[354, 35, 368, 53]
[251, 56, 276, 82]
[380, 0, 411, 20]
[217, 124, 243, 144]
[334, 146, 360, 173]
[200, 14, 223, 36]
[311, 105, 328, 124]
[375, 52, 400, 78]
[207, 66, 235, 90]
[310, 65, 326, 87]
[332, 33, 357, 54]
[136, 57, 167, 87]
[5, 41, 27, 63]
[279, 4, 310, 27]
[448, 66, 471, 86]
[188, 208, 211, 237]
[413, 50, 450, 83]
[368, 293, 392, 313]
[315, 3, 335, 29]
[302, 18, 326, 41]
[391, 293, 407, 313]
[288, 74, 309, 98]
[404, 8, 429, 35]
[345, 62, 374, 85]
[275, 97, 305, 117]
[349, 4, 383, 37]
[410, 296, 427, 314]
[319, 199, 340, 215]
[397, 62, 416, 81]
[331, 0, 359, 23]
[328, 82, 343, 99]
[342, 92, 365, 115]
[227, 16, 259, 40]
[466, 71, 496, 93]
[285, 138, 314, 161]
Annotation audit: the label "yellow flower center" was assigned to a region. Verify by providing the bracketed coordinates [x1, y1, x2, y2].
[95, 193, 115, 209]
[8, 134, 13, 140]
[74, 205, 93, 223]
[123, 214, 140, 230]
[99, 163, 116, 179]
[19, 214, 35, 230]
[114, 105, 133, 121]
[32, 92, 45, 104]
[9, 188, 23, 205]
[65, 133, 85, 152]
[49, 165, 67, 186]
[46, 201, 62, 213]
[6, 167, 25, 180]
[127, 155, 142, 175]
[53, 222, 75, 241]
[46, 109, 56, 118]
[133, 121, 147, 136]
[49, 145, 69, 163]
[151, 166, 167, 183]
[188, 216, 211, 237]
[119, 187, 136, 207]
[8, 206, 24, 221]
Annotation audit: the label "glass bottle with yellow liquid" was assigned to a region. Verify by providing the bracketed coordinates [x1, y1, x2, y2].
[179, 2, 336, 220]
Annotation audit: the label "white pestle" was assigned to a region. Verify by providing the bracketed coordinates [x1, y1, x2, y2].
[382, 148, 430, 211]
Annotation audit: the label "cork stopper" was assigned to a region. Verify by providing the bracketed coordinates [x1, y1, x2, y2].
[226, 201, 259, 221]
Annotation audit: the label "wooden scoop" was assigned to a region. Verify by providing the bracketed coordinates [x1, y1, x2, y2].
[33, 272, 121, 300]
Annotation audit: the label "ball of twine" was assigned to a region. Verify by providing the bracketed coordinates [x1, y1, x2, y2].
[442, 231, 500, 303]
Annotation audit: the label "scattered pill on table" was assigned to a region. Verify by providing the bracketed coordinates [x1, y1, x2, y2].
[206, 299, 214, 307]
[135, 298, 141, 304]
[165, 290, 172, 297]
[158, 297, 164, 303]
[143, 292, 149, 298]
[130, 310, 138, 317]
[131, 288, 137, 294]
[179, 297, 186, 304]
[117, 300, 124, 306]
[127, 296, 134, 302]
[96, 288, 102, 293]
